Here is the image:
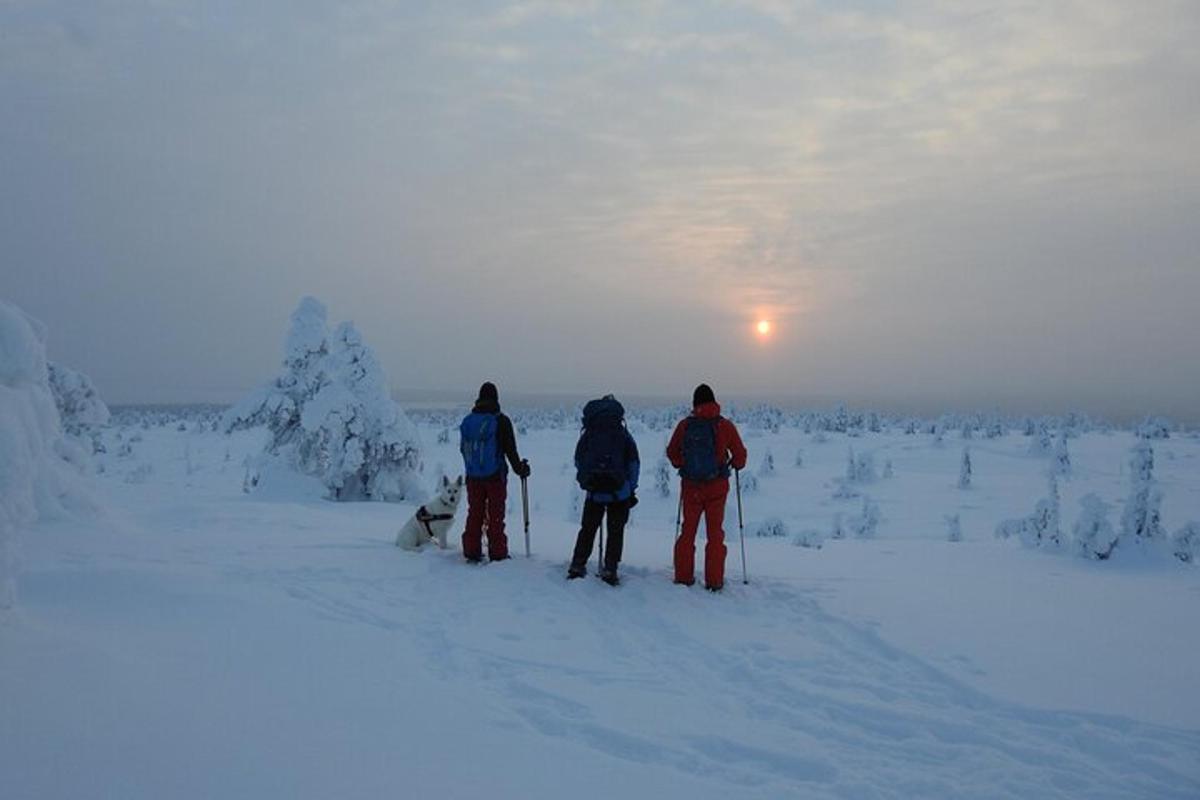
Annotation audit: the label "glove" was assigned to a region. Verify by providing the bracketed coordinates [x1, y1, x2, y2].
[627, 494, 639, 509]
[516, 459, 531, 478]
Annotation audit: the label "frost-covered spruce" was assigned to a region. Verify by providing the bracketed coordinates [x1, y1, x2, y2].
[758, 447, 775, 477]
[882, 458, 894, 479]
[1052, 432, 1071, 478]
[845, 447, 876, 484]
[847, 497, 880, 538]
[1073, 494, 1118, 560]
[225, 297, 421, 502]
[1121, 441, 1164, 543]
[793, 449, 804, 468]
[958, 447, 972, 490]
[995, 474, 1060, 548]
[654, 457, 672, 498]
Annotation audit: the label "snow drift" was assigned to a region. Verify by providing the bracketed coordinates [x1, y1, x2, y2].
[0, 300, 97, 608]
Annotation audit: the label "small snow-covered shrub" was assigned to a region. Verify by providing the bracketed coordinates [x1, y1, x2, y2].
[831, 513, 845, 540]
[225, 297, 422, 502]
[752, 517, 789, 538]
[846, 497, 881, 539]
[1073, 494, 1118, 560]
[793, 528, 824, 549]
[845, 448, 876, 484]
[737, 470, 759, 495]
[794, 449, 804, 468]
[882, 459, 894, 479]
[945, 514, 962, 542]
[1173, 522, 1200, 564]
[958, 447, 972, 490]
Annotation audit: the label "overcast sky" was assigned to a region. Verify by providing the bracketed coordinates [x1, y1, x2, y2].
[3, 1, 1198, 418]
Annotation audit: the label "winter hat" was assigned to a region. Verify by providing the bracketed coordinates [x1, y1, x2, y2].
[692, 383, 716, 407]
[477, 381, 499, 404]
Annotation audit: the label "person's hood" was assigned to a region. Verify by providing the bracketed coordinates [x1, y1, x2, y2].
[693, 401, 721, 419]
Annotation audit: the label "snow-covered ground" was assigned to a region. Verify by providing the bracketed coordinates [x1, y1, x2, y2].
[2, 408, 1198, 799]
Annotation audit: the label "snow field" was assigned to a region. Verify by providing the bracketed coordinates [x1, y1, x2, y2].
[1, 409, 1198, 799]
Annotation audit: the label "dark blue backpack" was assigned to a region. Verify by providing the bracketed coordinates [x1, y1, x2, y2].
[680, 416, 725, 481]
[460, 412, 501, 478]
[575, 396, 627, 493]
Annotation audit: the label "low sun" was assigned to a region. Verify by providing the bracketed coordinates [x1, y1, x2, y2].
[756, 319, 772, 337]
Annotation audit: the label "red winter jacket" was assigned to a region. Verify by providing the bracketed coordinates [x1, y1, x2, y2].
[666, 402, 748, 486]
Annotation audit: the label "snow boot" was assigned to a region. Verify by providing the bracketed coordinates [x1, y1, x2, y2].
[599, 568, 620, 587]
[567, 565, 586, 580]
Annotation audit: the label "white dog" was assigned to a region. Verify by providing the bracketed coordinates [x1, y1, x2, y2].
[395, 475, 464, 550]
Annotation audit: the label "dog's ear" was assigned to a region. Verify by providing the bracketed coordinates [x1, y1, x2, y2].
[456, 475, 464, 487]
[441, 474, 450, 488]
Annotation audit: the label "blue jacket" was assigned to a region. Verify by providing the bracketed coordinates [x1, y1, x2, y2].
[577, 429, 640, 504]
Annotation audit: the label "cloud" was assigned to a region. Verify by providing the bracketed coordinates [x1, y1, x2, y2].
[1, 1, 1197, 415]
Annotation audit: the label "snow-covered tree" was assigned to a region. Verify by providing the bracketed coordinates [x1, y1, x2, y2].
[958, 447, 972, 490]
[1121, 441, 1164, 544]
[1073, 494, 1118, 560]
[758, 447, 775, 477]
[995, 475, 1060, 548]
[225, 297, 422, 502]
[882, 458, 894, 479]
[1135, 416, 1172, 440]
[752, 517, 788, 538]
[47, 362, 110, 437]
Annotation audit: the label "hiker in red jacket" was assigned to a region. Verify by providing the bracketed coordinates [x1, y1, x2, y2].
[666, 384, 748, 591]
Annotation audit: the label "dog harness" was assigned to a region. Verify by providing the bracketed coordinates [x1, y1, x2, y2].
[416, 505, 455, 541]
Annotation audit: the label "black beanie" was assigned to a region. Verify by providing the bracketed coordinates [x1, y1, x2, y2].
[692, 383, 715, 407]
[477, 381, 499, 404]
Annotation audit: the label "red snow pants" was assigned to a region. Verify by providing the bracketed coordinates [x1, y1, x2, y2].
[674, 478, 729, 588]
[462, 476, 508, 560]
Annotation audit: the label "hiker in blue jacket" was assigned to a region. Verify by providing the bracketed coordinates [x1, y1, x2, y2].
[568, 395, 639, 585]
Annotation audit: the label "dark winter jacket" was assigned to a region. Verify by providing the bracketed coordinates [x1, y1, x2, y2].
[464, 398, 524, 480]
[666, 401, 747, 488]
[575, 429, 640, 504]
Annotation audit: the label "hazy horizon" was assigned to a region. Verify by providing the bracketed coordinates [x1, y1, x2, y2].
[4, 2, 1198, 422]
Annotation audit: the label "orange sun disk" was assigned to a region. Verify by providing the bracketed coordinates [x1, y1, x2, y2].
[756, 320, 771, 336]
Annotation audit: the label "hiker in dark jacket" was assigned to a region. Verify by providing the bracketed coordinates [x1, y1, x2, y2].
[459, 381, 529, 562]
[568, 395, 639, 586]
[666, 383, 747, 591]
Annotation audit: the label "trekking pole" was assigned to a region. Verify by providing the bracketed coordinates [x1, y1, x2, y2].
[675, 490, 683, 540]
[735, 468, 748, 585]
[520, 471, 531, 558]
[598, 515, 606, 573]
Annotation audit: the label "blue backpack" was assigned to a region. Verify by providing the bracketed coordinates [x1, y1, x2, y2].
[680, 416, 725, 481]
[460, 412, 501, 478]
[575, 396, 627, 493]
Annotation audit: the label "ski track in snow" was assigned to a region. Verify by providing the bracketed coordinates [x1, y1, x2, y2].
[218, 542, 1198, 799]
